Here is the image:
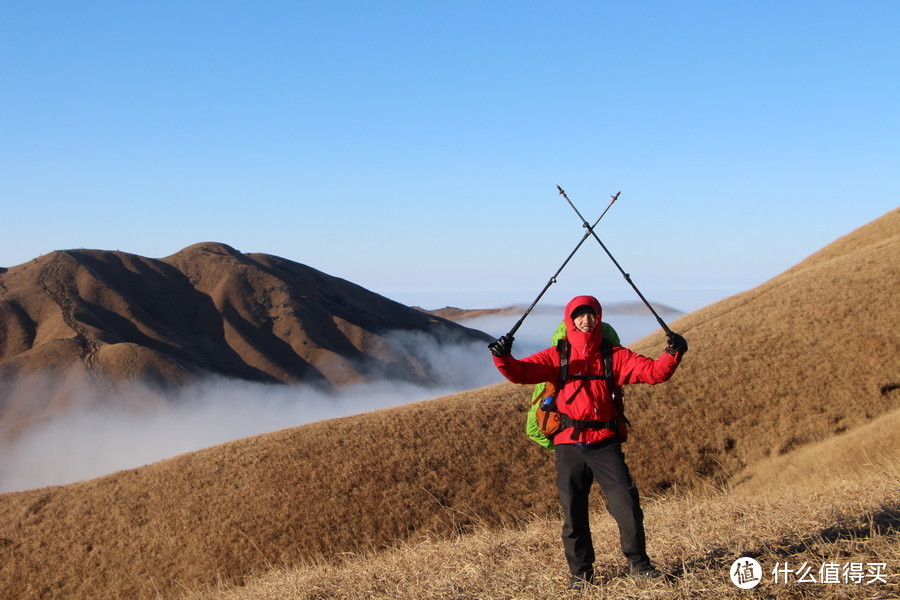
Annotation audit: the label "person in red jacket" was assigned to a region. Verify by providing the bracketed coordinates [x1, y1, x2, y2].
[489, 295, 687, 589]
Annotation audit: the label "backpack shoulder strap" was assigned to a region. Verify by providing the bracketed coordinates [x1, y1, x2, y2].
[600, 337, 614, 387]
[601, 338, 630, 424]
[556, 338, 570, 388]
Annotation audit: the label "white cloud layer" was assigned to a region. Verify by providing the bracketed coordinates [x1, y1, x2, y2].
[0, 311, 666, 494]
[0, 334, 502, 493]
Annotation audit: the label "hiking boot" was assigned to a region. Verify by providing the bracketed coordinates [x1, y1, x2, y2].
[569, 571, 594, 590]
[630, 566, 664, 580]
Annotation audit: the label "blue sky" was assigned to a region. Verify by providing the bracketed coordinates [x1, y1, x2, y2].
[2, 1, 897, 313]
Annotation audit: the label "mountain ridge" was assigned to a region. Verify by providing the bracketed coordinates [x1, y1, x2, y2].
[0, 243, 490, 437]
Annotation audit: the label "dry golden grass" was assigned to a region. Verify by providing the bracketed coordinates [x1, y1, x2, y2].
[0, 209, 897, 600]
[621, 207, 900, 491]
[183, 408, 899, 600]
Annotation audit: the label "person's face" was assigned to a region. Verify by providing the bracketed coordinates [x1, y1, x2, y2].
[573, 311, 596, 333]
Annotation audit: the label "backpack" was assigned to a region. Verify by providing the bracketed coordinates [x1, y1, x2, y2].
[525, 322, 626, 449]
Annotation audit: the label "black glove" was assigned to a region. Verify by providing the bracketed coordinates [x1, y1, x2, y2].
[488, 335, 514, 357]
[666, 332, 688, 355]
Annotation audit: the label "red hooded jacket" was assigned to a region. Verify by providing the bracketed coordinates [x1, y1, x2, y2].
[493, 295, 682, 445]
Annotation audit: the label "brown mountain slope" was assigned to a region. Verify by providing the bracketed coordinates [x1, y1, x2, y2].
[621, 207, 900, 489]
[0, 242, 490, 435]
[0, 210, 897, 600]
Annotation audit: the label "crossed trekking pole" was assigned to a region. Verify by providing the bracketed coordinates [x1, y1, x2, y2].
[504, 186, 674, 340]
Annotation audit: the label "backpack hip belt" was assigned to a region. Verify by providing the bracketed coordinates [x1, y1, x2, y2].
[558, 414, 619, 442]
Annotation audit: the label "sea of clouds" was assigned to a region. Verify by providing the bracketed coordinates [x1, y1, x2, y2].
[0, 308, 665, 493]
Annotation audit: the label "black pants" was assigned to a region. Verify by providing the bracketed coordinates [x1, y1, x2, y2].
[555, 441, 652, 576]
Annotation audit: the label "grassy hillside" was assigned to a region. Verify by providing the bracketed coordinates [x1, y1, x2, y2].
[183, 407, 900, 600]
[0, 209, 897, 599]
[621, 207, 899, 490]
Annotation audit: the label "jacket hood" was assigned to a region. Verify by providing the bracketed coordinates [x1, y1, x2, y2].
[564, 295, 603, 349]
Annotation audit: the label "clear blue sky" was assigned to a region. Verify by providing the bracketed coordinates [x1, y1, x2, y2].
[2, 1, 897, 312]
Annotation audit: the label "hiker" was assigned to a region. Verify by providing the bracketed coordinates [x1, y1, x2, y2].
[488, 295, 687, 589]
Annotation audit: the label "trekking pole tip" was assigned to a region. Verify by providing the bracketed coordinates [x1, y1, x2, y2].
[611, 191, 621, 202]
[557, 184, 565, 194]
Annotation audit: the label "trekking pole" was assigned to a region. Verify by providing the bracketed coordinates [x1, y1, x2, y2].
[557, 185, 674, 336]
[504, 192, 619, 339]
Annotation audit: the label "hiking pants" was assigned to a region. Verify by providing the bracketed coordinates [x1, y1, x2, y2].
[555, 441, 651, 576]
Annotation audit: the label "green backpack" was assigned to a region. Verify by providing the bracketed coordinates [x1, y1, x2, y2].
[525, 321, 621, 450]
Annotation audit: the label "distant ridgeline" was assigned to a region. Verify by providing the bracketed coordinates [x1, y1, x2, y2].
[422, 302, 684, 322]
